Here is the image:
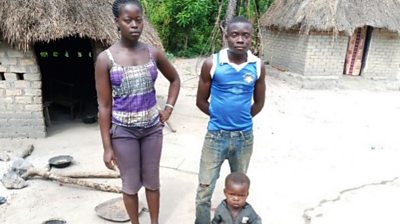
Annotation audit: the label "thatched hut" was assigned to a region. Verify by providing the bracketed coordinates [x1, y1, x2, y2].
[260, 0, 400, 89]
[0, 0, 163, 138]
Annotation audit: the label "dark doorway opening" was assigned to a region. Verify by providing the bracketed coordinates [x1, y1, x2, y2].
[34, 36, 98, 126]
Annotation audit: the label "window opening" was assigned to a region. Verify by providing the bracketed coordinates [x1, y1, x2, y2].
[16, 73, 24, 80]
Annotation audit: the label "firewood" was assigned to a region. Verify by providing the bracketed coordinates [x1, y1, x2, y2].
[23, 168, 122, 193]
[57, 171, 120, 179]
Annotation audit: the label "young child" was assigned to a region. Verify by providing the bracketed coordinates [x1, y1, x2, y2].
[95, 0, 180, 223]
[211, 172, 262, 224]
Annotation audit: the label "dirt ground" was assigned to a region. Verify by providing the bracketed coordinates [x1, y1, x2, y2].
[1, 57, 400, 224]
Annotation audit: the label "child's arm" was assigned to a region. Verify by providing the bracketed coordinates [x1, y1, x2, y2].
[249, 208, 262, 224]
[250, 215, 262, 224]
[211, 213, 223, 224]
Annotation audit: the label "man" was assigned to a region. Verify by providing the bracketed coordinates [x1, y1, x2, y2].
[195, 16, 266, 224]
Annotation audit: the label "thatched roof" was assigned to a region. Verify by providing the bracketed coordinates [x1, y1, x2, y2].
[260, 0, 400, 35]
[0, 0, 163, 51]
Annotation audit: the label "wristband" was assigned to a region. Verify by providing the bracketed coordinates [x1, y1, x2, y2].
[165, 103, 174, 109]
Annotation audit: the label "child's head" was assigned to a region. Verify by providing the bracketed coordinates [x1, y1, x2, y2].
[224, 172, 250, 209]
[225, 16, 253, 55]
[112, 0, 144, 40]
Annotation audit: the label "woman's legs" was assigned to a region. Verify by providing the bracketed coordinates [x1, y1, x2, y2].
[123, 193, 140, 224]
[146, 188, 160, 224]
[141, 123, 163, 224]
[111, 125, 141, 223]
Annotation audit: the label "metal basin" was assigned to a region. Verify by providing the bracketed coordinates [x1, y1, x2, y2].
[48, 155, 73, 168]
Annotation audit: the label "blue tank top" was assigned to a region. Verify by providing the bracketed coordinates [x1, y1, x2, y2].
[208, 49, 261, 131]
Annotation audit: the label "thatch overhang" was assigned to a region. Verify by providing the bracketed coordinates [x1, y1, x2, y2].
[260, 0, 400, 35]
[0, 0, 163, 51]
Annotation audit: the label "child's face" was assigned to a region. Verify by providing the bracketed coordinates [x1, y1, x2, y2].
[225, 22, 253, 55]
[116, 3, 144, 41]
[224, 182, 249, 210]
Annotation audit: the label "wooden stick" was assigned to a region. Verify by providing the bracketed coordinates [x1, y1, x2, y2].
[0, 144, 34, 161]
[17, 144, 34, 158]
[23, 168, 122, 193]
[157, 104, 177, 132]
[165, 119, 176, 133]
[58, 171, 120, 179]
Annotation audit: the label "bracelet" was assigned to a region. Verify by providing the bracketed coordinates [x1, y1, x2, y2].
[165, 103, 174, 109]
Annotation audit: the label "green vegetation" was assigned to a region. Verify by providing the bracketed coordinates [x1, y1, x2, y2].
[142, 0, 273, 57]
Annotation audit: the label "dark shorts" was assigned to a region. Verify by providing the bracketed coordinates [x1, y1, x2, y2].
[110, 122, 163, 195]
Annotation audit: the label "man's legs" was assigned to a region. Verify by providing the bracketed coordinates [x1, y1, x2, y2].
[195, 131, 227, 224]
[228, 130, 253, 173]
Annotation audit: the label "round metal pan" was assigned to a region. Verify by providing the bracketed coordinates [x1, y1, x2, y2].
[42, 219, 67, 224]
[48, 155, 73, 168]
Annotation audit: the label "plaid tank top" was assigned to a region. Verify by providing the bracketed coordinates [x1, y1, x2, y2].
[106, 48, 159, 128]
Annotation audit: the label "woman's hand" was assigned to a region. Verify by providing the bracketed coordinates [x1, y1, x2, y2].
[159, 109, 172, 124]
[103, 148, 117, 170]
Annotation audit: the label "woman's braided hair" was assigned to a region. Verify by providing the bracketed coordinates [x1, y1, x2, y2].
[112, 0, 142, 17]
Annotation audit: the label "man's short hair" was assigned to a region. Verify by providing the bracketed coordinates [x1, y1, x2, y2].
[226, 16, 252, 33]
[227, 16, 251, 27]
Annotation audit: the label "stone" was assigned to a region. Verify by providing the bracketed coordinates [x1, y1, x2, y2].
[1, 171, 28, 189]
[11, 157, 33, 176]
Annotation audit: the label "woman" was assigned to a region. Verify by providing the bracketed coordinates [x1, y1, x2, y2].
[95, 1, 180, 223]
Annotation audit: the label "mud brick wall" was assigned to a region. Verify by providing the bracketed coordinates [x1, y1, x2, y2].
[363, 29, 400, 80]
[303, 34, 348, 77]
[263, 29, 309, 75]
[0, 41, 46, 138]
[263, 29, 348, 77]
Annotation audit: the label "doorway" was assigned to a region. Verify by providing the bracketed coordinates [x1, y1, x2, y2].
[34, 36, 98, 126]
[343, 26, 373, 76]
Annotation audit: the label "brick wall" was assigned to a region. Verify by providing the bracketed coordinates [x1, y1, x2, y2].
[0, 41, 46, 138]
[303, 35, 348, 77]
[263, 29, 308, 74]
[262, 28, 399, 89]
[363, 29, 400, 79]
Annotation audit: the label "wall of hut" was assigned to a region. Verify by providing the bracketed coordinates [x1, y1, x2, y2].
[0, 41, 46, 138]
[263, 29, 348, 77]
[263, 28, 400, 89]
[362, 29, 400, 80]
[263, 30, 309, 75]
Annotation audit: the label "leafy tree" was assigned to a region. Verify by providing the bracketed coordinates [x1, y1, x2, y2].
[143, 0, 274, 57]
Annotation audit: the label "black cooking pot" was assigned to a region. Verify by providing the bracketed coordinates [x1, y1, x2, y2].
[82, 114, 97, 124]
[42, 219, 67, 224]
[48, 155, 73, 168]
